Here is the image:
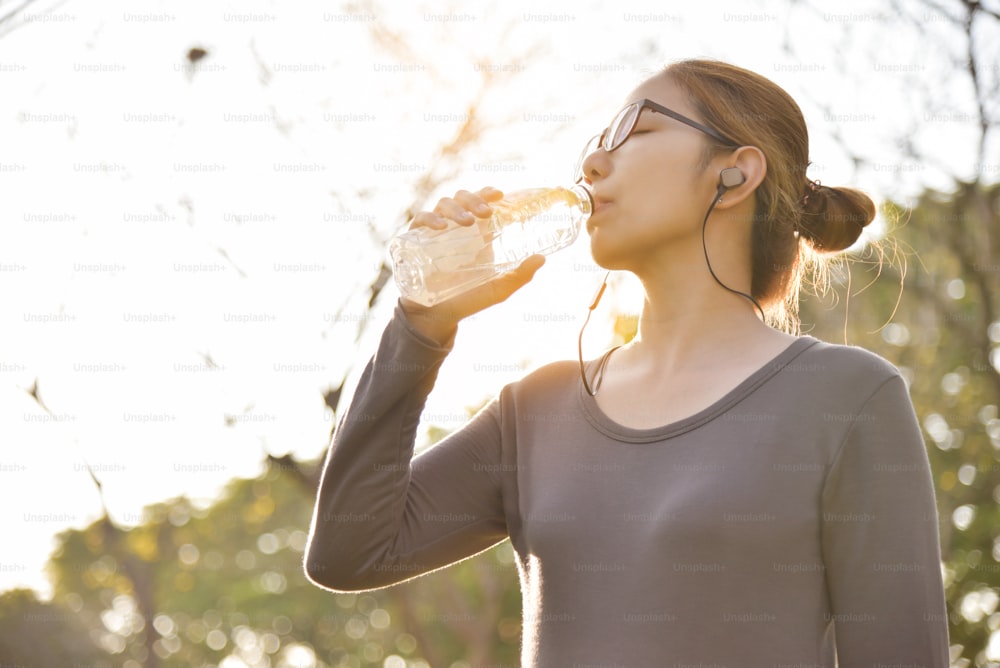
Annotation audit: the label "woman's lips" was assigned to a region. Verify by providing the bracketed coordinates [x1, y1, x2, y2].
[587, 198, 611, 233]
[591, 196, 612, 215]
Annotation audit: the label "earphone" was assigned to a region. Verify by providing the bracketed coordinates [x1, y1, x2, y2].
[714, 166, 746, 204]
[719, 166, 746, 190]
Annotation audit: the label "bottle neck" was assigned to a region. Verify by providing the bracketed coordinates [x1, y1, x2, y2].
[570, 184, 594, 216]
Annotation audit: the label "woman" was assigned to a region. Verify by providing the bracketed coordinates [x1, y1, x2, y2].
[305, 60, 949, 666]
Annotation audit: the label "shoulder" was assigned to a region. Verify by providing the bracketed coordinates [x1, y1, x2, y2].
[515, 358, 579, 388]
[799, 337, 898, 375]
[792, 336, 903, 398]
[496, 359, 579, 402]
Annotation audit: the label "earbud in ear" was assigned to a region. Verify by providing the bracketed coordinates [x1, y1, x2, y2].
[719, 167, 746, 189]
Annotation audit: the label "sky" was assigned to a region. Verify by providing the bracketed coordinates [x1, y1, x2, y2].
[1, 0, 996, 600]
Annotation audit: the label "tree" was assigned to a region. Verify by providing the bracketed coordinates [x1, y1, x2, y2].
[44, 454, 521, 667]
[795, 181, 1000, 663]
[778, 0, 999, 660]
[0, 587, 114, 667]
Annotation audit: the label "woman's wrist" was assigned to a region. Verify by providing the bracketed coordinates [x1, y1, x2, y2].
[398, 299, 460, 347]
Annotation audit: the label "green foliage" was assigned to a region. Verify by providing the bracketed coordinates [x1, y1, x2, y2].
[800, 182, 1000, 662]
[0, 587, 114, 667]
[41, 456, 521, 667]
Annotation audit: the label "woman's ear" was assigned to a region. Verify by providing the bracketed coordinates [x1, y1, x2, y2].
[713, 145, 766, 209]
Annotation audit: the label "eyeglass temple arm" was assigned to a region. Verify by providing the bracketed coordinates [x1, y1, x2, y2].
[642, 99, 740, 147]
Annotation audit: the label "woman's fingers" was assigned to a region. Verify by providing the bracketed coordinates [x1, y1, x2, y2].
[454, 188, 502, 218]
[477, 186, 504, 203]
[408, 186, 505, 231]
[409, 210, 445, 230]
[435, 195, 476, 225]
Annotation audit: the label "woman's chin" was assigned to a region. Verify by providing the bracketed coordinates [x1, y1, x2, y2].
[588, 237, 633, 272]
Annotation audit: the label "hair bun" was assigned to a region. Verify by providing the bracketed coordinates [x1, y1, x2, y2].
[797, 183, 876, 253]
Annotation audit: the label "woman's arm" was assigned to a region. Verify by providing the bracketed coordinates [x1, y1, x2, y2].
[821, 373, 950, 664]
[303, 304, 513, 592]
[304, 187, 545, 592]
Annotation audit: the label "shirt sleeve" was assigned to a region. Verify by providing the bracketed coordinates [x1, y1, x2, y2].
[304, 303, 509, 592]
[820, 373, 950, 665]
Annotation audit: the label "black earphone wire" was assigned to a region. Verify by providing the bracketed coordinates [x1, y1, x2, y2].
[703, 184, 766, 321]
[579, 271, 613, 396]
[577, 182, 765, 396]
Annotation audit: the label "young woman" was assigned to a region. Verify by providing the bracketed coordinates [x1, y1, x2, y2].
[305, 60, 949, 666]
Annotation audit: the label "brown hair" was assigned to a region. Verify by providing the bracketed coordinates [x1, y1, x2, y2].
[662, 59, 876, 333]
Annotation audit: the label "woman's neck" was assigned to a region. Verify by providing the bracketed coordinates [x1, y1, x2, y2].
[625, 268, 773, 373]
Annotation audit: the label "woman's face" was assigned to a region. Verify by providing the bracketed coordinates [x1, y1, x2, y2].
[580, 75, 722, 271]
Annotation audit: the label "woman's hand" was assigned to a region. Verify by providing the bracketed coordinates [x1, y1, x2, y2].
[400, 186, 546, 344]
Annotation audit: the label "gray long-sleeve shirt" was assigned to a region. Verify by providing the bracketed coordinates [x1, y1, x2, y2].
[305, 305, 950, 667]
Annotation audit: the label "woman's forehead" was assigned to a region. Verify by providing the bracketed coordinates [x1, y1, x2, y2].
[623, 74, 694, 117]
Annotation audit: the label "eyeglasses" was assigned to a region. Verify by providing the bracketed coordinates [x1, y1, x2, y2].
[573, 98, 740, 183]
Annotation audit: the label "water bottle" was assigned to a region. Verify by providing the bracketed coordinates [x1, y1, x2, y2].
[390, 185, 593, 306]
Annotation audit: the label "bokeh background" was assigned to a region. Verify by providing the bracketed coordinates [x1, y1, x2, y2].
[2, 0, 999, 665]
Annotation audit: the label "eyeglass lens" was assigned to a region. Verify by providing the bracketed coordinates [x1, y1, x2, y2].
[575, 102, 643, 182]
[607, 103, 640, 151]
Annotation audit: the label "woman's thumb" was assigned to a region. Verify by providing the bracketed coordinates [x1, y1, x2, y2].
[484, 254, 546, 305]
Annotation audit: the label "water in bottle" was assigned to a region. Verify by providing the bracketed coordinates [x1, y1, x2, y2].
[390, 185, 593, 306]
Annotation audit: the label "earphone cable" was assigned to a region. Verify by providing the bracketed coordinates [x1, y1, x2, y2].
[578, 271, 611, 396]
[702, 186, 766, 321]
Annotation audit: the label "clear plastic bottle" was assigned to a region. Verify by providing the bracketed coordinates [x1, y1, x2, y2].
[389, 185, 593, 306]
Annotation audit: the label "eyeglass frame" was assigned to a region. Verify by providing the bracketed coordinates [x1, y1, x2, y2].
[574, 98, 741, 183]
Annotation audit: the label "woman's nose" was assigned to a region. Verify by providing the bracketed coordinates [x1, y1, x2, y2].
[580, 146, 610, 184]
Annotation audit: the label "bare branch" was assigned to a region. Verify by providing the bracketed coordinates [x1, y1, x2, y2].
[216, 246, 247, 278]
[21, 378, 110, 515]
[0, 0, 53, 40]
[0, 0, 36, 25]
[318, 4, 550, 438]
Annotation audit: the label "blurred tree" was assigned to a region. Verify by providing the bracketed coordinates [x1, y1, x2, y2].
[784, 0, 999, 662]
[0, 587, 114, 667]
[45, 454, 521, 667]
[800, 181, 1000, 665]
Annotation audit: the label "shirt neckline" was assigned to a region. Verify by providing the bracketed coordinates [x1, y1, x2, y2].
[577, 336, 820, 443]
